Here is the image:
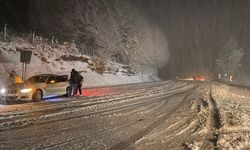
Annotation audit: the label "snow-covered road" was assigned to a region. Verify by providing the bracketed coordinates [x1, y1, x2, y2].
[0, 81, 249, 150]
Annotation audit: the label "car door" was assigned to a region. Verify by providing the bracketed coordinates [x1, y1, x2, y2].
[29, 76, 47, 89]
[45, 75, 69, 97]
[25, 75, 47, 93]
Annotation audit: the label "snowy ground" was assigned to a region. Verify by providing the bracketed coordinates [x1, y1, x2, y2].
[0, 81, 249, 150]
[0, 39, 158, 88]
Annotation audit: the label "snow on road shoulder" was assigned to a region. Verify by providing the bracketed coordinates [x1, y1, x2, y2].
[211, 83, 250, 149]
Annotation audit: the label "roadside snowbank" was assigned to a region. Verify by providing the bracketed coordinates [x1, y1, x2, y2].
[212, 83, 250, 149]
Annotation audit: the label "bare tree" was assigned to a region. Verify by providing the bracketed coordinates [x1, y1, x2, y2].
[3, 24, 7, 40]
[51, 36, 55, 46]
[32, 30, 36, 44]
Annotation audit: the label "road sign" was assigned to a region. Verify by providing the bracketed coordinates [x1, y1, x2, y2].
[16, 48, 33, 80]
[20, 50, 32, 64]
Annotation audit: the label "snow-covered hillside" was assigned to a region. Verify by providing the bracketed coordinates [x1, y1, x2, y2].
[0, 34, 160, 88]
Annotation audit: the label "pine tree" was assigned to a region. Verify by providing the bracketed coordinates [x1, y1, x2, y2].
[216, 38, 244, 76]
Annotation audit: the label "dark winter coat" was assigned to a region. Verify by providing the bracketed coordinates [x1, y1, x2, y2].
[76, 72, 83, 84]
[69, 71, 78, 84]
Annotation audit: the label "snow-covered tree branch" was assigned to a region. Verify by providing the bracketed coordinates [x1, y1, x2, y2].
[216, 38, 244, 76]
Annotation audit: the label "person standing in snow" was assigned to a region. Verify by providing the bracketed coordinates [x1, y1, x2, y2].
[9, 71, 22, 84]
[75, 72, 83, 96]
[229, 75, 233, 83]
[69, 69, 78, 97]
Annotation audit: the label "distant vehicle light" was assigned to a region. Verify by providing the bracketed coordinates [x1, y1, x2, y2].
[192, 75, 205, 81]
[20, 88, 32, 93]
[0, 88, 6, 94]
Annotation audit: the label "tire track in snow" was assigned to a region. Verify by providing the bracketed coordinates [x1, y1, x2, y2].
[0, 82, 197, 149]
[0, 82, 194, 132]
[35, 85, 198, 150]
[28, 85, 196, 130]
[108, 85, 200, 150]
[200, 89, 221, 150]
[144, 85, 211, 149]
[0, 81, 187, 117]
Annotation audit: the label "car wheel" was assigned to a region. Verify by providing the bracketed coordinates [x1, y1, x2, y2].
[32, 90, 42, 102]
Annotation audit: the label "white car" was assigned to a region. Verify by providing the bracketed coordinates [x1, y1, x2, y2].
[0, 74, 70, 102]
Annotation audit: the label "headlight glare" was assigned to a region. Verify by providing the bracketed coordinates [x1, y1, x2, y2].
[20, 88, 32, 93]
[0, 89, 6, 94]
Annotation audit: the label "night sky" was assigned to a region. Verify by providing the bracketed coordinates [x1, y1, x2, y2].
[0, 0, 30, 31]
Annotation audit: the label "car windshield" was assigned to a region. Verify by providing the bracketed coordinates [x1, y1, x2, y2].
[47, 75, 68, 83]
[25, 76, 48, 83]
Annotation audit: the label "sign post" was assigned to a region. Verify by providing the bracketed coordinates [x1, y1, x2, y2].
[17, 48, 32, 80]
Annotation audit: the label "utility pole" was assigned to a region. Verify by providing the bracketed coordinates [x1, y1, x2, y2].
[3, 24, 7, 40]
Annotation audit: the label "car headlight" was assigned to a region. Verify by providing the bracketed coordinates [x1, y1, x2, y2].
[0, 89, 6, 94]
[20, 88, 32, 93]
